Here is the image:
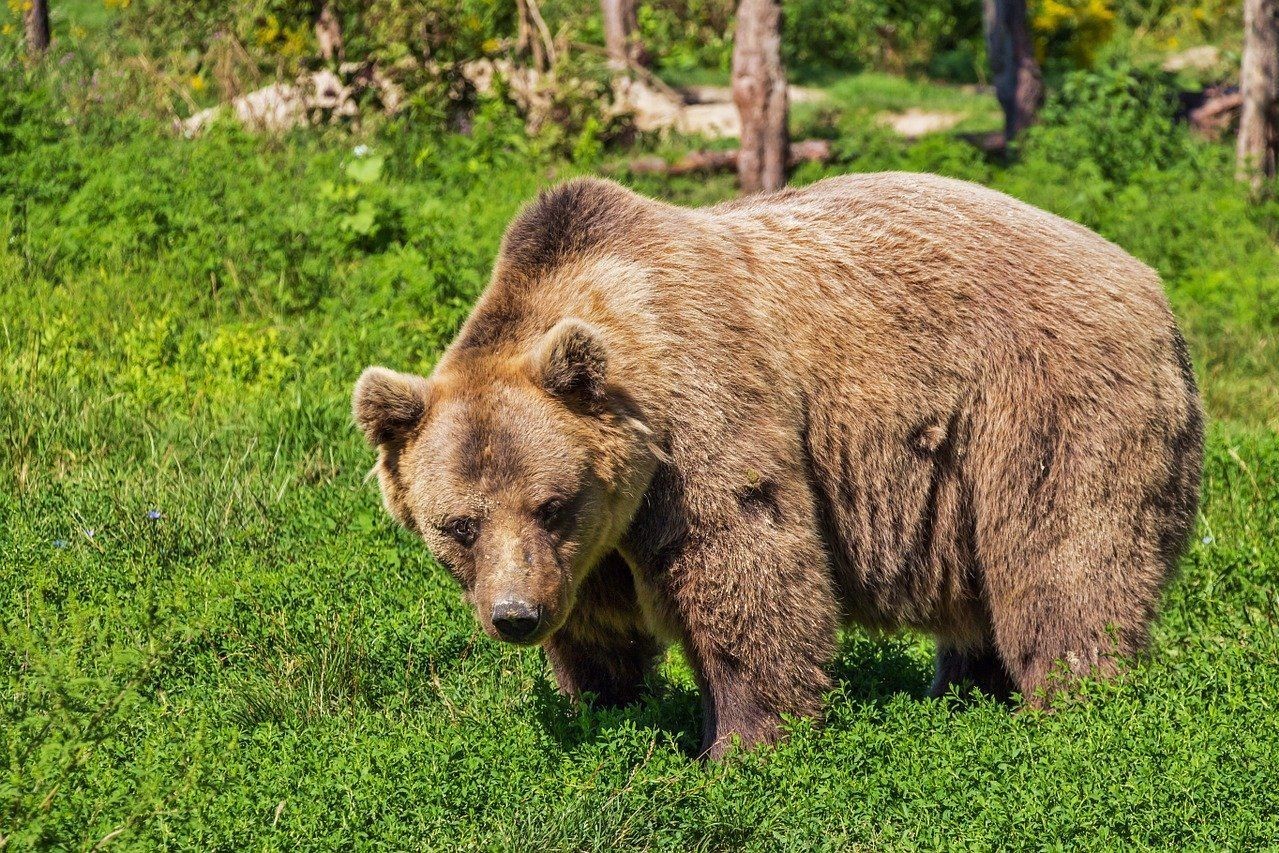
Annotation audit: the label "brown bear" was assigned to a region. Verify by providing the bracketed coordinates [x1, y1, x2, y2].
[353, 173, 1203, 758]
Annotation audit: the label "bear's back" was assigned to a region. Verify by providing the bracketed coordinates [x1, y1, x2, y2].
[684, 172, 1176, 398]
[704, 171, 1165, 325]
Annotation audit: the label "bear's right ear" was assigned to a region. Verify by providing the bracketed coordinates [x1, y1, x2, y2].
[352, 366, 431, 447]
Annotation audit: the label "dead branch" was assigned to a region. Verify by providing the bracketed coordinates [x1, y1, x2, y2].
[1189, 90, 1243, 140]
[517, 0, 557, 73]
[571, 40, 685, 104]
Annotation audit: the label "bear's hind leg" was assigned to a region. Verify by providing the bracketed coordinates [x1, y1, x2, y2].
[976, 464, 1173, 706]
[929, 643, 1016, 702]
[985, 571, 1151, 709]
[981, 521, 1162, 708]
[969, 379, 1192, 708]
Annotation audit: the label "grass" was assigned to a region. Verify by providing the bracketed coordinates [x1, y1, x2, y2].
[2, 57, 1279, 848]
[649, 66, 1004, 139]
[814, 71, 1001, 132]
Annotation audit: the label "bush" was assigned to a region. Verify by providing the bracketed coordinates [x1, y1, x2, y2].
[624, 0, 986, 81]
[785, 0, 984, 80]
[1019, 63, 1188, 186]
[113, 0, 515, 84]
[634, 0, 737, 74]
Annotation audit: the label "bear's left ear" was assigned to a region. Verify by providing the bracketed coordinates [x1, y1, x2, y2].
[527, 318, 609, 405]
[353, 366, 431, 447]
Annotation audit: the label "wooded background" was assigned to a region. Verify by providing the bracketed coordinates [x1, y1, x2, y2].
[8, 0, 1276, 194]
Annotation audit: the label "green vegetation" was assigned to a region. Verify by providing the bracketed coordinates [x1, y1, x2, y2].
[3, 1, 1279, 847]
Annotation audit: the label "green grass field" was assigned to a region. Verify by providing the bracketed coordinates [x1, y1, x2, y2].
[3, 58, 1279, 847]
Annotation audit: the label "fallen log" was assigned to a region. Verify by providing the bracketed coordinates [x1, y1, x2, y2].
[956, 129, 1007, 154]
[1186, 89, 1242, 140]
[624, 138, 832, 176]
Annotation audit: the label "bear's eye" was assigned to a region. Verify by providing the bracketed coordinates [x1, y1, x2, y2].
[537, 497, 567, 529]
[442, 516, 479, 548]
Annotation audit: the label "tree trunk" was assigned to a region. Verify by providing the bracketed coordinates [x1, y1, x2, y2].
[983, 0, 1043, 142]
[516, 0, 554, 74]
[732, 0, 788, 193]
[602, 0, 647, 71]
[24, 0, 51, 57]
[1237, 0, 1279, 191]
[313, 2, 344, 65]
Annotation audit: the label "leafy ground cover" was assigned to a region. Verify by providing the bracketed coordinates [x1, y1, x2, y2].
[2, 53, 1279, 849]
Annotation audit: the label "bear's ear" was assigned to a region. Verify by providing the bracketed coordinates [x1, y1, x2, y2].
[527, 318, 609, 404]
[353, 366, 431, 447]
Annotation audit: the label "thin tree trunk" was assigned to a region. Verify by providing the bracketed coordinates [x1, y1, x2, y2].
[1237, 0, 1279, 191]
[25, 0, 51, 57]
[732, 0, 788, 193]
[516, 0, 554, 73]
[314, 2, 344, 65]
[983, 0, 1043, 142]
[602, 0, 647, 71]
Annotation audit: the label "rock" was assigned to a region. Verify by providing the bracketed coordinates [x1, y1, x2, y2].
[179, 66, 401, 137]
[1162, 45, 1222, 73]
[612, 79, 824, 139]
[611, 76, 688, 133]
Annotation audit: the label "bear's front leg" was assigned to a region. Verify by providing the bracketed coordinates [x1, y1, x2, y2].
[659, 503, 840, 759]
[543, 551, 664, 708]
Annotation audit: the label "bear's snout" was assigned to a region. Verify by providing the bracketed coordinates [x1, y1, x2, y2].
[491, 598, 544, 642]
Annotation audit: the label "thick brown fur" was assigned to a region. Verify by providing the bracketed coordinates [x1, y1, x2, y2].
[353, 173, 1204, 758]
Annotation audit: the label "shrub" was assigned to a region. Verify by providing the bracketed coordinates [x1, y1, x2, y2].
[785, 0, 984, 80]
[1019, 62, 1188, 186]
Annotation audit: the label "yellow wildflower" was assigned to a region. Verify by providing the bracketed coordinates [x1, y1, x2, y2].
[1032, 0, 1115, 66]
[255, 14, 281, 46]
[280, 25, 308, 57]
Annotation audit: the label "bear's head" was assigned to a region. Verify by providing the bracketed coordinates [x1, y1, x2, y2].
[353, 318, 660, 645]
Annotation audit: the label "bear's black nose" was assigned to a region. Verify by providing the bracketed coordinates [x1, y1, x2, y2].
[492, 599, 542, 641]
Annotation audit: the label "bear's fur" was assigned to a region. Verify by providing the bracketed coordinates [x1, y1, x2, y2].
[354, 173, 1203, 758]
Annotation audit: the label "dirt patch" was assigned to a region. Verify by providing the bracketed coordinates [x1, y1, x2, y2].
[876, 108, 965, 139]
